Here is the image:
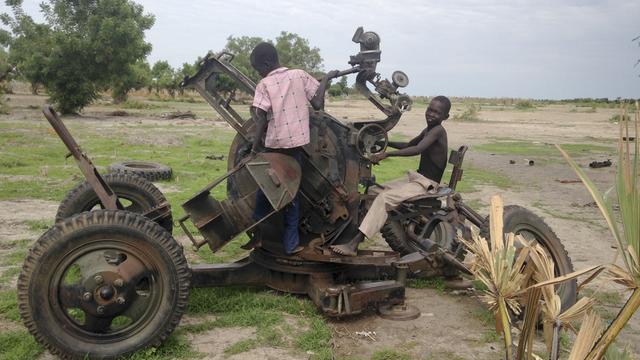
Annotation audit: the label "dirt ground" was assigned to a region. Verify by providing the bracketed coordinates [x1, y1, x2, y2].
[1, 92, 638, 359]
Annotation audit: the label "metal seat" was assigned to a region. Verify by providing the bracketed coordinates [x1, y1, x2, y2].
[400, 145, 468, 204]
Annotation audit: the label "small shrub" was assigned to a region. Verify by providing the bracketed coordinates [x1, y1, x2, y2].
[515, 100, 535, 110]
[452, 104, 481, 121]
[609, 114, 630, 123]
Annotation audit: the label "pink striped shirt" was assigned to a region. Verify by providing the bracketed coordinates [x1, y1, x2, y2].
[252, 67, 319, 148]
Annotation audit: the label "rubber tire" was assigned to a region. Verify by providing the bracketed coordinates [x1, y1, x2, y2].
[17, 210, 190, 359]
[382, 220, 418, 255]
[55, 172, 173, 234]
[108, 161, 172, 181]
[381, 218, 454, 255]
[481, 205, 577, 311]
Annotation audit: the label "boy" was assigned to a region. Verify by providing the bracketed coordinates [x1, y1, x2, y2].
[249, 42, 337, 255]
[331, 96, 451, 256]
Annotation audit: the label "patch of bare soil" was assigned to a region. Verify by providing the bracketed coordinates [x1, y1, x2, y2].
[331, 288, 501, 359]
[186, 325, 305, 360]
[0, 199, 58, 243]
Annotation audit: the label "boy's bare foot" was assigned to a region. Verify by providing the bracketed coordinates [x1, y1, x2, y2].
[330, 244, 357, 256]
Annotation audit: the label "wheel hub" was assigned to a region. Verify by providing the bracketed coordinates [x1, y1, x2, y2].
[99, 286, 115, 300]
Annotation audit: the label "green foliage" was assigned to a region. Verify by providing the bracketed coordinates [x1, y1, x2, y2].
[151, 60, 178, 97]
[274, 31, 323, 75]
[111, 60, 152, 103]
[328, 75, 349, 97]
[609, 114, 630, 123]
[2, 0, 155, 112]
[514, 100, 535, 110]
[452, 104, 481, 121]
[0, 48, 9, 113]
[222, 31, 324, 93]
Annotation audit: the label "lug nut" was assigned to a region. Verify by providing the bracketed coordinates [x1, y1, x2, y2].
[116, 297, 125, 305]
[82, 292, 92, 301]
[96, 306, 105, 314]
[114, 279, 124, 287]
[94, 275, 103, 284]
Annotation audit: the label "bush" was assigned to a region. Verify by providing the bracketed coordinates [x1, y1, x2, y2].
[609, 114, 630, 123]
[515, 100, 535, 110]
[452, 104, 481, 121]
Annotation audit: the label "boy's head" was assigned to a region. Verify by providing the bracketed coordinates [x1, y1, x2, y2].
[425, 95, 450, 127]
[250, 42, 280, 77]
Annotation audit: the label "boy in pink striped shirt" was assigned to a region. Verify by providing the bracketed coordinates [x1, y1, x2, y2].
[249, 42, 337, 255]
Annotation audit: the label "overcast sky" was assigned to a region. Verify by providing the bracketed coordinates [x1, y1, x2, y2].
[3, 0, 639, 99]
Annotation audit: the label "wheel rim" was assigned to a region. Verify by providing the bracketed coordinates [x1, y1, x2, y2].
[509, 223, 573, 308]
[82, 194, 149, 213]
[511, 224, 565, 275]
[406, 216, 454, 252]
[50, 240, 164, 340]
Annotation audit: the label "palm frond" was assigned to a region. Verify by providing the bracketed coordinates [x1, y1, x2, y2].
[568, 311, 604, 360]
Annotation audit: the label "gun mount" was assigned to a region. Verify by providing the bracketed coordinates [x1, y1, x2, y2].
[19, 26, 577, 359]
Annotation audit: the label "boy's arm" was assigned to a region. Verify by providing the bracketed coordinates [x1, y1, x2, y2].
[309, 70, 339, 110]
[252, 108, 268, 153]
[371, 127, 443, 163]
[388, 131, 425, 149]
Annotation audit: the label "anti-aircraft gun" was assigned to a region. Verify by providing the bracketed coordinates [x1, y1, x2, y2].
[17, 27, 576, 359]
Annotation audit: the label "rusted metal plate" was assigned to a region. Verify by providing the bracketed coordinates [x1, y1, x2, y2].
[245, 152, 301, 211]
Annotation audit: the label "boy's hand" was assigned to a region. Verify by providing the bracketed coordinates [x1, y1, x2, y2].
[368, 152, 388, 164]
[326, 70, 340, 80]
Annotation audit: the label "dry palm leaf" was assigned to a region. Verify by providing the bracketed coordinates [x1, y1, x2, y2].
[568, 311, 605, 360]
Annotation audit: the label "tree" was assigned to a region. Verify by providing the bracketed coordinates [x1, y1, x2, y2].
[2, 0, 155, 113]
[1, 2, 52, 94]
[220, 32, 324, 93]
[111, 60, 151, 103]
[151, 60, 178, 97]
[274, 31, 322, 76]
[223, 35, 265, 83]
[328, 75, 349, 97]
[0, 47, 10, 113]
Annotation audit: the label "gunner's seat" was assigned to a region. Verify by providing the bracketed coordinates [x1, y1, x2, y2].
[401, 145, 469, 202]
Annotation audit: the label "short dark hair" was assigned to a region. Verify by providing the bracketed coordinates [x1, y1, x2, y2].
[432, 95, 451, 114]
[250, 42, 279, 66]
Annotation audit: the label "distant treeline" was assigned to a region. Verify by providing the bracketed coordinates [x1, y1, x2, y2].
[0, 1, 338, 114]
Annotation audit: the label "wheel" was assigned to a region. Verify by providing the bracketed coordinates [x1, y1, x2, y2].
[17, 210, 190, 359]
[480, 205, 577, 311]
[55, 172, 173, 233]
[108, 160, 172, 181]
[382, 216, 455, 255]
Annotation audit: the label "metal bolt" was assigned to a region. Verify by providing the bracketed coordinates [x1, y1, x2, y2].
[82, 292, 92, 301]
[96, 306, 105, 314]
[94, 275, 103, 284]
[116, 297, 125, 305]
[113, 279, 123, 287]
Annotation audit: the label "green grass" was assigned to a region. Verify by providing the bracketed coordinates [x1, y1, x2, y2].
[481, 329, 500, 343]
[475, 139, 613, 159]
[24, 219, 53, 232]
[224, 338, 258, 355]
[373, 155, 513, 193]
[125, 332, 201, 360]
[581, 288, 624, 307]
[406, 277, 446, 292]
[183, 287, 331, 359]
[0, 330, 44, 360]
[0, 289, 20, 322]
[371, 348, 412, 360]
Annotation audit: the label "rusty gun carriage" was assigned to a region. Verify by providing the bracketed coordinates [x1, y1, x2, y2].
[17, 27, 576, 359]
